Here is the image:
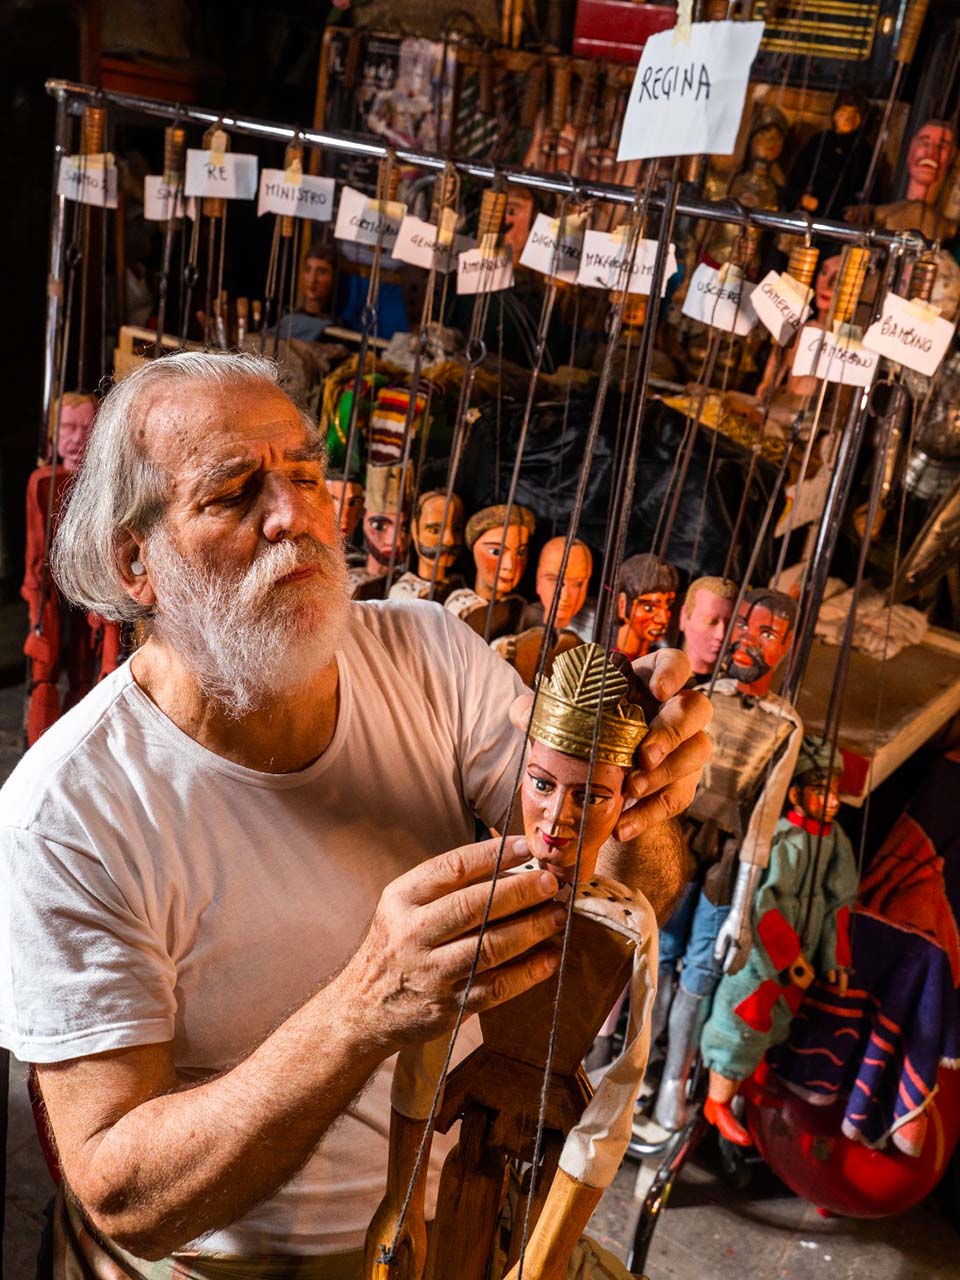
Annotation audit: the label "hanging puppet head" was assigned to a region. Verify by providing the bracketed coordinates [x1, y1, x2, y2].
[536, 537, 593, 633]
[905, 119, 956, 206]
[300, 241, 336, 315]
[363, 463, 410, 574]
[814, 254, 843, 321]
[326, 466, 365, 542]
[788, 738, 843, 829]
[680, 576, 738, 676]
[413, 490, 465, 581]
[522, 643, 647, 885]
[832, 89, 866, 137]
[467, 504, 535, 601]
[615, 554, 679, 660]
[55, 392, 98, 471]
[726, 587, 798, 697]
[746, 104, 788, 166]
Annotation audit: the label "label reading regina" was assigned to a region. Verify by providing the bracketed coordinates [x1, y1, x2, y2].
[334, 186, 406, 251]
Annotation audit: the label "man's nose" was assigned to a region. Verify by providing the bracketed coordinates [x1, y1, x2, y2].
[261, 474, 334, 544]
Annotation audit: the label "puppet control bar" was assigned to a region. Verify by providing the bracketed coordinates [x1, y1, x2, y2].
[46, 78, 928, 249]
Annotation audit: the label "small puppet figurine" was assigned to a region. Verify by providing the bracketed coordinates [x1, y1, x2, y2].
[363, 644, 657, 1280]
[388, 490, 466, 603]
[346, 463, 409, 600]
[444, 503, 535, 639]
[700, 739, 858, 1146]
[23, 393, 123, 744]
[278, 241, 336, 343]
[785, 91, 871, 220]
[679, 576, 738, 676]
[326, 473, 365, 543]
[849, 118, 958, 240]
[495, 537, 593, 687]
[654, 588, 804, 1132]
[615, 554, 679, 661]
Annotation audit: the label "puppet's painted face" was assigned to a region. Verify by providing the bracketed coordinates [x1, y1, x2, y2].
[750, 125, 784, 164]
[522, 738, 626, 884]
[326, 480, 364, 539]
[815, 255, 842, 318]
[364, 510, 409, 567]
[618, 590, 675, 651]
[57, 398, 97, 470]
[536, 541, 591, 632]
[833, 104, 862, 136]
[503, 192, 536, 260]
[727, 603, 793, 693]
[906, 123, 955, 203]
[414, 493, 464, 579]
[301, 256, 334, 311]
[792, 776, 842, 825]
[473, 523, 530, 599]
[680, 588, 735, 675]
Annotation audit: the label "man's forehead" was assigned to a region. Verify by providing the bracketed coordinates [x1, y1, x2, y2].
[141, 381, 306, 462]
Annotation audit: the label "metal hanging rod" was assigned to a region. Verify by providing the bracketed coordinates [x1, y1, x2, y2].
[46, 78, 925, 250]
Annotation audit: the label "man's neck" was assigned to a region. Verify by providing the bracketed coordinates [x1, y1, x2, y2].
[131, 639, 340, 773]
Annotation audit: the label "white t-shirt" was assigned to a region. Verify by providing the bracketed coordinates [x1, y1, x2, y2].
[0, 600, 525, 1256]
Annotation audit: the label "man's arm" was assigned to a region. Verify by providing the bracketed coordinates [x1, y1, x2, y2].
[597, 819, 690, 924]
[36, 836, 563, 1260]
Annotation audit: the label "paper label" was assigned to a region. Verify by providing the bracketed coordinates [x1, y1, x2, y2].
[682, 262, 757, 335]
[776, 465, 831, 536]
[143, 175, 196, 221]
[184, 150, 259, 200]
[393, 215, 473, 272]
[576, 232, 678, 295]
[333, 186, 406, 250]
[58, 155, 118, 208]
[751, 270, 813, 345]
[257, 169, 335, 220]
[617, 21, 765, 161]
[519, 212, 587, 283]
[862, 291, 955, 377]
[456, 247, 514, 295]
[792, 325, 878, 386]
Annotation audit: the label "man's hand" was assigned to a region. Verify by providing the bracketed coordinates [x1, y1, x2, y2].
[343, 834, 564, 1052]
[510, 648, 712, 842]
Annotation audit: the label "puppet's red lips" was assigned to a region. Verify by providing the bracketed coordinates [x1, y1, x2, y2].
[540, 833, 571, 850]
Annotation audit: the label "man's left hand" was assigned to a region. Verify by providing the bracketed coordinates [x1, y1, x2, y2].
[510, 648, 712, 842]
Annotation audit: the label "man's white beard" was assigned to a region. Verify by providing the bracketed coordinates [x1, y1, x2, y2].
[145, 526, 350, 718]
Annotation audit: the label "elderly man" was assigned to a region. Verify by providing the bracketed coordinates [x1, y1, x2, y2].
[0, 353, 710, 1278]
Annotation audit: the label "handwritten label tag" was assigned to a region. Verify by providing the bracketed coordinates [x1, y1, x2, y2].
[776, 465, 831, 536]
[792, 325, 878, 387]
[58, 155, 118, 208]
[519, 213, 587, 283]
[617, 21, 764, 161]
[751, 270, 813, 345]
[682, 262, 757, 334]
[393, 216, 473, 273]
[143, 176, 196, 221]
[457, 247, 514, 295]
[862, 292, 955, 377]
[184, 150, 258, 200]
[257, 170, 335, 221]
[334, 186, 406, 251]
[576, 232, 678, 295]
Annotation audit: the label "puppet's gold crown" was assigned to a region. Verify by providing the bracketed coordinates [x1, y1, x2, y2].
[530, 643, 647, 769]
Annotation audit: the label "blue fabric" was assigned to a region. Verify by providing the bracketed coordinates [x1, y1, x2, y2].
[339, 277, 409, 340]
[659, 881, 729, 998]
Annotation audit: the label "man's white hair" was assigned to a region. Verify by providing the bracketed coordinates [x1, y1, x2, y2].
[52, 351, 318, 622]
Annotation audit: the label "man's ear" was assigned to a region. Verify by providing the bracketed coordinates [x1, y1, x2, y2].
[116, 531, 157, 609]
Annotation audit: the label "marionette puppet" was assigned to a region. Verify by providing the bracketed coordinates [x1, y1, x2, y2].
[444, 504, 535, 639]
[23, 393, 123, 745]
[678, 576, 738, 677]
[785, 91, 871, 220]
[699, 740, 857, 1146]
[654, 588, 804, 1131]
[326, 473, 365, 544]
[848, 118, 958, 240]
[756, 252, 842, 405]
[494, 537, 592, 687]
[388, 490, 465, 604]
[615, 554, 679, 661]
[364, 644, 657, 1280]
[347, 462, 410, 600]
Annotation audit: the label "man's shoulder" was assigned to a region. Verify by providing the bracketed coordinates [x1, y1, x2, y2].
[0, 664, 140, 832]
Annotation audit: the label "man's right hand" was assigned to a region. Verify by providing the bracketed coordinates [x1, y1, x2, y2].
[341, 835, 564, 1052]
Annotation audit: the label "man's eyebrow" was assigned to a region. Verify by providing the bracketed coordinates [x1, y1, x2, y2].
[285, 442, 327, 465]
[203, 456, 257, 489]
